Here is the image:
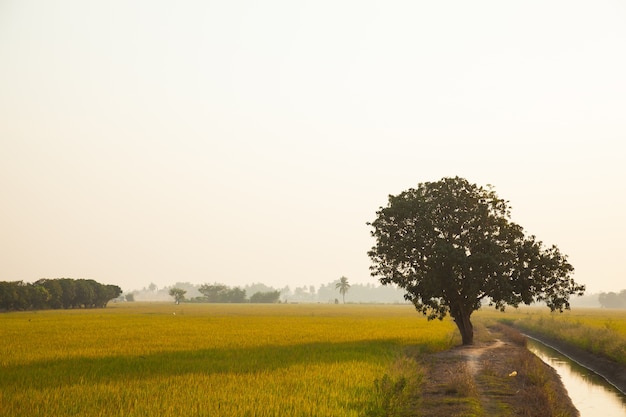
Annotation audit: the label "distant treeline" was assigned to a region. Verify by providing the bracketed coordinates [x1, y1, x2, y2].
[598, 290, 626, 309]
[183, 284, 280, 304]
[128, 280, 409, 304]
[0, 278, 122, 312]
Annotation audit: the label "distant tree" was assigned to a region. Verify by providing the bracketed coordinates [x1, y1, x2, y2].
[28, 284, 51, 309]
[335, 276, 351, 304]
[56, 278, 76, 309]
[0, 281, 21, 311]
[125, 293, 135, 302]
[0, 278, 122, 311]
[171, 282, 202, 299]
[281, 286, 292, 302]
[199, 284, 228, 302]
[74, 279, 96, 308]
[169, 287, 186, 304]
[293, 286, 313, 301]
[95, 283, 122, 307]
[368, 177, 585, 345]
[250, 290, 281, 303]
[198, 283, 247, 303]
[36, 279, 63, 309]
[598, 291, 626, 309]
[14, 282, 27, 310]
[245, 282, 277, 296]
[225, 287, 247, 303]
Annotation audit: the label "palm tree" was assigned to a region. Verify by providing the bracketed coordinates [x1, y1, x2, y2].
[335, 276, 350, 304]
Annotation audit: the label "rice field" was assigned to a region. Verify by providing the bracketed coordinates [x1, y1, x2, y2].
[0, 303, 458, 417]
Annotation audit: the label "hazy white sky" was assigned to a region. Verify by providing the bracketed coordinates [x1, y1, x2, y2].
[1, 0, 625, 294]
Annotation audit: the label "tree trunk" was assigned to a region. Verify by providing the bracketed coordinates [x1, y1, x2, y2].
[452, 310, 474, 345]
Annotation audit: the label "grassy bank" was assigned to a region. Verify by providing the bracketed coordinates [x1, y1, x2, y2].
[0, 303, 457, 417]
[485, 307, 626, 366]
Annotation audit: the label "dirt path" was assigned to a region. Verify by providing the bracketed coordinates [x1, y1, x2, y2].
[418, 326, 579, 417]
[455, 338, 504, 375]
[453, 338, 508, 415]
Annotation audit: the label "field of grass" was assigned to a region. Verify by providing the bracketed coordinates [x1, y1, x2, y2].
[476, 307, 626, 366]
[0, 303, 458, 417]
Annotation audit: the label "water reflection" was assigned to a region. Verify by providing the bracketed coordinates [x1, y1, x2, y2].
[526, 338, 626, 417]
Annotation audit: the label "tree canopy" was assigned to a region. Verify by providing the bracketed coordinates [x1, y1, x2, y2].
[198, 284, 247, 303]
[0, 278, 122, 311]
[368, 177, 585, 344]
[168, 287, 187, 305]
[249, 290, 281, 303]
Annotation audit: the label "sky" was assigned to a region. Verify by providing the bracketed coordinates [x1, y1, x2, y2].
[1, 0, 625, 294]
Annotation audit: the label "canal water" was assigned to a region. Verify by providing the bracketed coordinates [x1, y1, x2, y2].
[526, 337, 626, 417]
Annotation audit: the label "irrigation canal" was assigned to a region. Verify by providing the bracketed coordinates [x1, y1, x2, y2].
[526, 337, 626, 416]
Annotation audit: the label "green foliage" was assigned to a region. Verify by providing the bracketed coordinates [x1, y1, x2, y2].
[368, 177, 585, 344]
[249, 290, 281, 303]
[367, 356, 425, 417]
[168, 288, 186, 304]
[335, 276, 351, 304]
[0, 278, 121, 311]
[369, 376, 407, 415]
[197, 283, 247, 303]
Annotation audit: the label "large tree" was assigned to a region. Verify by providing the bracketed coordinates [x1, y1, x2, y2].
[368, 177, 585, 345]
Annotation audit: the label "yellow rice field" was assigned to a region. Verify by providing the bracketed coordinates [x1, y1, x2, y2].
[0, 303, 457, 417]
